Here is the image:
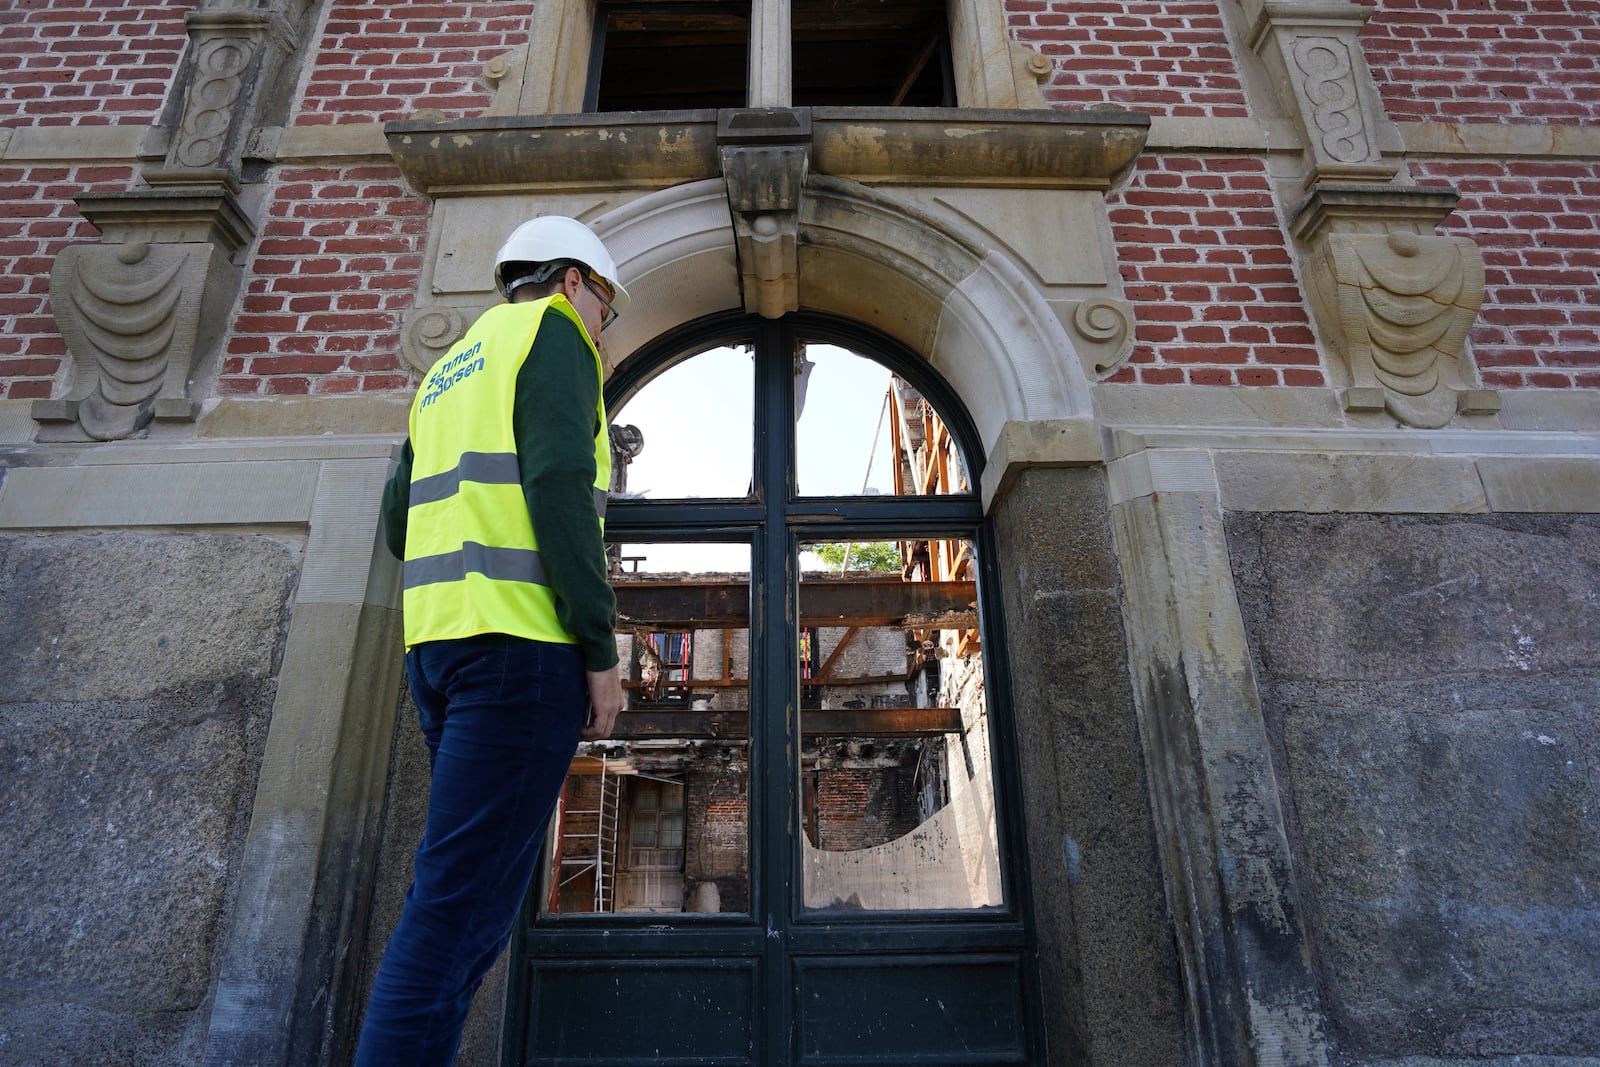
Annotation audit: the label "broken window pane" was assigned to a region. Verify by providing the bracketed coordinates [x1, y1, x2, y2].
[796, 536, 1003, 912]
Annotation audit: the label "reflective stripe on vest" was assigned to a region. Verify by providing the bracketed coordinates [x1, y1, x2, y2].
[401, 296, 610, 650]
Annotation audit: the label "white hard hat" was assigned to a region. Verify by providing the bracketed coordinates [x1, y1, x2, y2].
[492, 215, 631, 315]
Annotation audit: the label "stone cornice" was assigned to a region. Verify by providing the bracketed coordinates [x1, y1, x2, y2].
[383, 107, 1152, 196]
[8, 120, 1596, 168]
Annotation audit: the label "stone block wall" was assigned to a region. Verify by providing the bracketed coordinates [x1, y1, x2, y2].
[1227, 511, 1600, 1059]
[992, 466, 1187, 1067]
[0, 531, 302, 1065]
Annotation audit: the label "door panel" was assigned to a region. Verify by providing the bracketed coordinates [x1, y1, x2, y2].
[509, 316, 1038, 1067]
[524, 958, 758, 1066]
[794, 956, 1028, 1064]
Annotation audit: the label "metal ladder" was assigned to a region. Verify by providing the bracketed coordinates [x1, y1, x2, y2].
[593, 761, 621, 913]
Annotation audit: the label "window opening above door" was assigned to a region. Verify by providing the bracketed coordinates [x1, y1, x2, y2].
[589, 1, 749, 111]
[587, 0, 953, 111]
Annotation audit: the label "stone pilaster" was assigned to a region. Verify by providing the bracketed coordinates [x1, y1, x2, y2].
[1244, 1, 1494, 427]
[144, 2, 304, 188]
[39, 0, 314, 441]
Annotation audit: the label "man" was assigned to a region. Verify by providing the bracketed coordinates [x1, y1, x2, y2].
[356, 216, 628, 1066]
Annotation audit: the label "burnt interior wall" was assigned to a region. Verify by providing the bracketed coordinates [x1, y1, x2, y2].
[0, 531, 301, 1067]
[1227, 512, 1600, 1061]
[990, 466, 1188, 1067]
[685, 760, 750, 909]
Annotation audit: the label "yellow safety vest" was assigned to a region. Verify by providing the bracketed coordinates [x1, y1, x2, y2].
[402, 296, 611, 650]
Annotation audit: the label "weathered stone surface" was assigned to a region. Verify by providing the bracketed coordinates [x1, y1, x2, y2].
[0, 532, 300, 1065]
[0, 687, 274, 1003]
[991, 466, 1186, 1067]
[0, 533, 302, 702]
[1215, 451, 1489, 515]
[1228, 514, 1600, 682]
[1228, 512, 1600, 1060]
[0, 1002, 202, 1067]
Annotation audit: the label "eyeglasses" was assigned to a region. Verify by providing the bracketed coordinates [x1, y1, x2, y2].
[581, 275, 618, 331]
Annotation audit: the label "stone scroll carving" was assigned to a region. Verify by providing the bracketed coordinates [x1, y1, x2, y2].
[1307, 230, 1487, 429]
[401, 306, 470, 375]
[147, 4, 307, 187]
[1065, 297, 1137, 380]
[1291, 36, 1375, 166]
[1249, 3, 1398, 185]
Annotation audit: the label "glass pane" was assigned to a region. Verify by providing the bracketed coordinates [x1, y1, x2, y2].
[609, 345, 753, 500]
[794, 342, 970, 497]
[797, 536, 1003, 912]
[540, 541, 751, 917]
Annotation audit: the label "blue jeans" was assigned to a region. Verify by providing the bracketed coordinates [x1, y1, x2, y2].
[355, 633, 586, 1067]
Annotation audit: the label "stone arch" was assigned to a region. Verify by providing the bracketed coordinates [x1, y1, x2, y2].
[589, 175, 1094, 457]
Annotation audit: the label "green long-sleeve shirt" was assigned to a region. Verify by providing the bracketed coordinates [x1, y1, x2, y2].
[381, 307, 619, 671]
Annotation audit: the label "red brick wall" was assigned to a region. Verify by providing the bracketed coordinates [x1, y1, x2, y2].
[0, 0, 188, 128]
[220, 165, 425, 396]
[215, 1, 545, 394]
[1009, 0, 1250, 116]
[0, 0, 189, 399]
[1415, 158, 1600, 389]
[2, 0, 1597, 402]
[1108, 155, 1326, 387]
[1363, 0, 1600, 126]
[0, 164, 138, 400]
[296, 0, 536, 124]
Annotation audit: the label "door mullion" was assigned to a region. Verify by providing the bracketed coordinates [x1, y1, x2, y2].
[753, 318, 797, 1067]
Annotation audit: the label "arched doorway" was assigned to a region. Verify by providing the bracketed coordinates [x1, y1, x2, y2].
[504, 312, 1040, 1065]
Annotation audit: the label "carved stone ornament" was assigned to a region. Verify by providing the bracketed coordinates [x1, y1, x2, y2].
[1291, 36, 1375, 166]
[401, 305, 472, 374]
[718, 109, 811, 319]
[1248, 3, 1400, 185]
[1064, 297, 1137, 380]
[46, 242, 226, 439]
[146, 6, 301, 187]
[1308, 230, 1487, 428]
[36, 190, 253, 441]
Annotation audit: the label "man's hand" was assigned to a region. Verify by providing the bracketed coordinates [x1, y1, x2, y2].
[582, 664, 625, 741]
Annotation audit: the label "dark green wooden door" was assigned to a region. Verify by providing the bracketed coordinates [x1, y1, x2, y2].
[504, 315, 1039, 1066]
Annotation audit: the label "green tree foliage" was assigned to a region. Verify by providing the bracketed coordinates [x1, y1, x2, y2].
[813, 541, 902, 573]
